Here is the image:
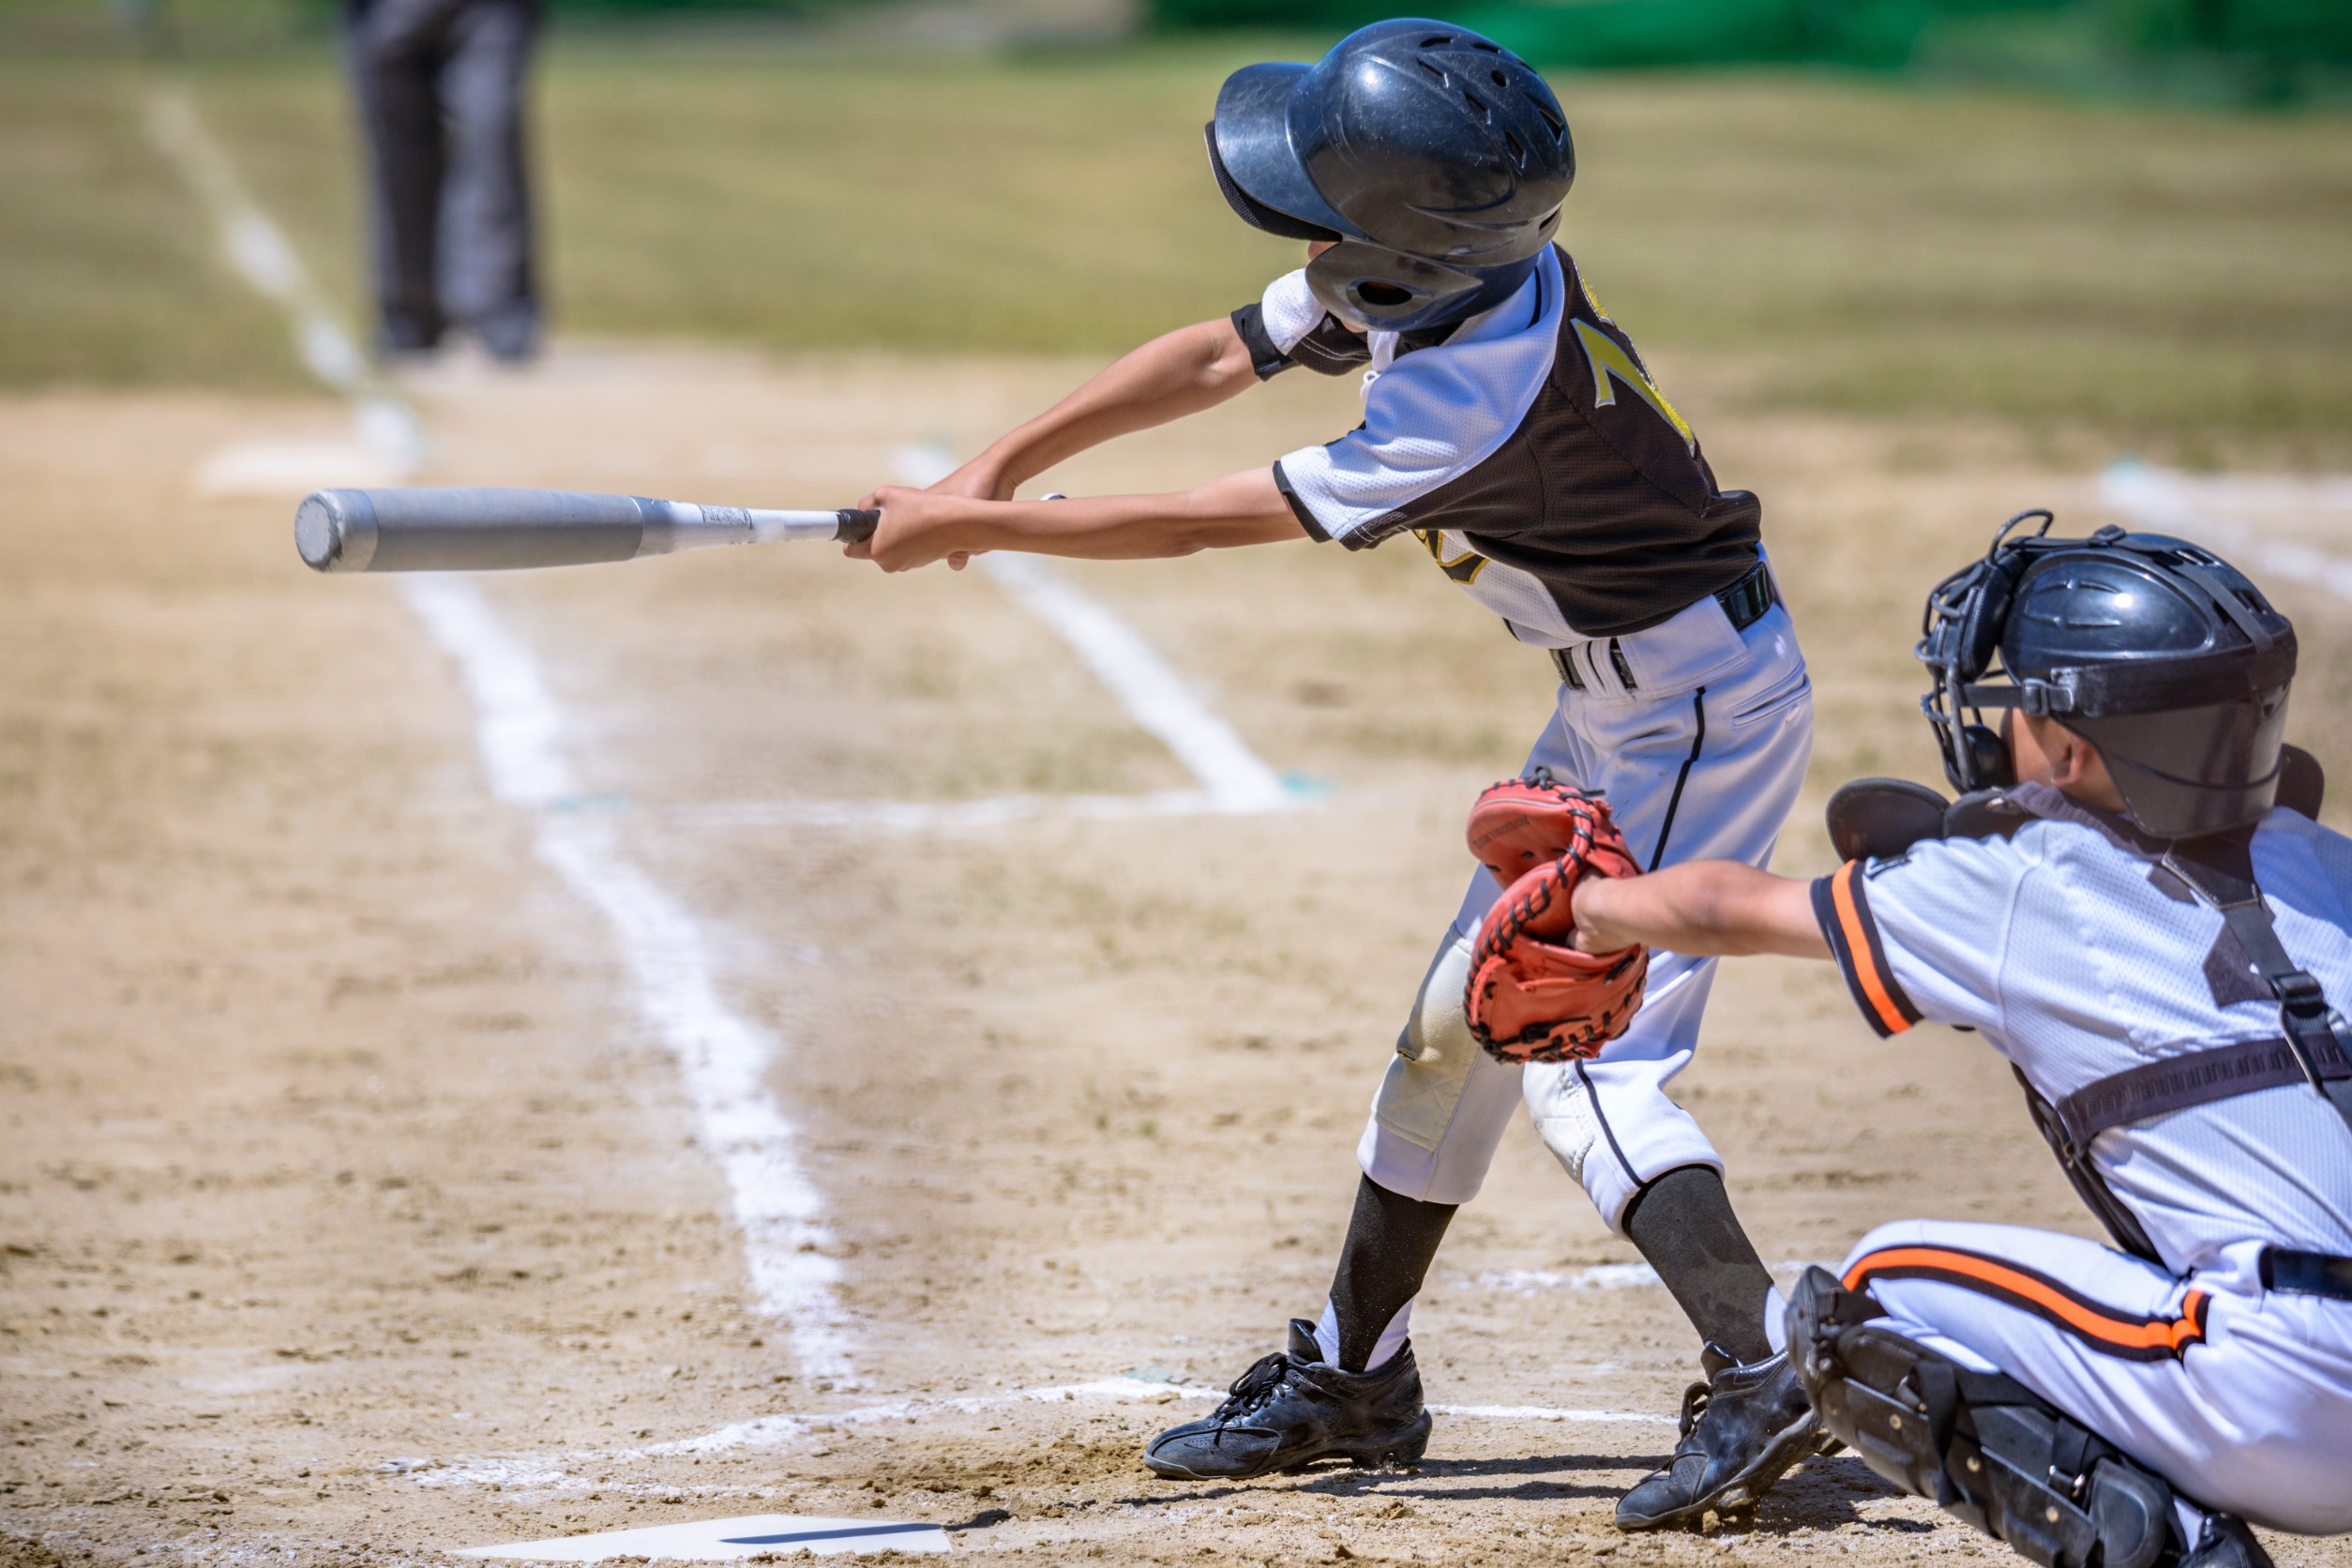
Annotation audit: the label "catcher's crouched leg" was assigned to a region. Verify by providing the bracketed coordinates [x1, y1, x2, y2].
[1787, 1267, 2176, 1568]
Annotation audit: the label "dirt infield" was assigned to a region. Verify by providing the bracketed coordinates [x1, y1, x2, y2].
[3, 352, 2347, 1567]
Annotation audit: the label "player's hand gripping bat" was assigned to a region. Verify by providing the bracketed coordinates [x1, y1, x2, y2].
[294, 487, 882, 573]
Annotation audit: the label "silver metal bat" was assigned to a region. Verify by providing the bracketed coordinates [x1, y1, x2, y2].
[295, 486, 881, 573]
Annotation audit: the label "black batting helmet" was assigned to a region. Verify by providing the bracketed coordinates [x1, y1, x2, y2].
[1918, 511, 2298, 839]
[1206, 19, 1575, 333]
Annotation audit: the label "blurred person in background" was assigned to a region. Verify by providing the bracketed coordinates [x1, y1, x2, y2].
[344, 0, 543, 362]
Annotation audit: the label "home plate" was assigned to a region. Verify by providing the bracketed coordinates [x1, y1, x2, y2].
[190, 438, 402, 497]
[455, 1514, 951, 1560]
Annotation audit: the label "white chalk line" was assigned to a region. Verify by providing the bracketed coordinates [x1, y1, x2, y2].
[154, 93, 852, 1382]
[144, 84, 424, 480]
[661, 787, 1316, 833]
[2101, 460, 2352, 604]
[891, 444, 1294, 815]
[401, 579, 854, 1383]
[158, 88, 1302, 1398]
[1461, 1259, 1824, 1296]
[1467, 1263, 1666, 1294]
[383, 1376, 1669, 1493]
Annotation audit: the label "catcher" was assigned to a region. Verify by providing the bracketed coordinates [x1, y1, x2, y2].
[853, 20, 1820, 1522]
[1540, 517, 2351, 1562]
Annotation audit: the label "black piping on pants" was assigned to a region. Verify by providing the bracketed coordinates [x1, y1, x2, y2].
[1647, 688, 1707, 872]
[1574, 1058, 1640, 1186]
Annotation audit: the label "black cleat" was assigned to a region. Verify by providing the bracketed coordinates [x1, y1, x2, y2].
[1143, 1319, 1432, 1480]
[2181, 1515, 2274, 1568]
[1614, 1342, 1824, 1530]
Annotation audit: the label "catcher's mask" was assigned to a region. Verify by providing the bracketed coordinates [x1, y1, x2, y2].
[1204, 18, 1572, 334]
[1917, 510, 2298, 839]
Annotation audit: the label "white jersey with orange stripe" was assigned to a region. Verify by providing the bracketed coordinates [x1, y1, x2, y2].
[1810, 799, 2352, 1277]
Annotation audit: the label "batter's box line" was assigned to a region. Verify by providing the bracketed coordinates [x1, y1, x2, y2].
[384, 1376, 1672, 1492]
[650, 780, 1333, 832]
[889, 444, 1307, 820]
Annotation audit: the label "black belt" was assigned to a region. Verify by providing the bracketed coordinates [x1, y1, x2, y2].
[2262, 1246, 2352, 1300]
[1548, 561, 1779, 691]
[1714, 559, 1780, 632]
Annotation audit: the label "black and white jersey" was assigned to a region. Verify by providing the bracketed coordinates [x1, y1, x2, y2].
[1232, 247, 1762, 643]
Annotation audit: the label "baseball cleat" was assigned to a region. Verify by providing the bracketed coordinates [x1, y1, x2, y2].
[2180, 1515, 2274, 1568]
[1142, 1319, 1431, 1480]
[1613, 1342, 1823, 1530]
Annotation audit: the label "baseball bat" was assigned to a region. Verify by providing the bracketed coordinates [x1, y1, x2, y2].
[294, 487, 882, 574]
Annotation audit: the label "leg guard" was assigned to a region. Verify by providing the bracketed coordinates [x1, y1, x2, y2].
[1788, 1268, 2175, 1568]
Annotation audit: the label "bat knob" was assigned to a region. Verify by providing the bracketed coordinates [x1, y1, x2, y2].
[295, 490, 379, 572]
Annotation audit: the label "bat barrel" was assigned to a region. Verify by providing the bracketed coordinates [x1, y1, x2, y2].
[297, 487, 648, 573]
[296, 488, 881, 573]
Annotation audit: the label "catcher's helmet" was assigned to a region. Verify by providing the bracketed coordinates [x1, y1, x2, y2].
[1206, 19, 1574, 333]
[1918, 510, 2298, 839]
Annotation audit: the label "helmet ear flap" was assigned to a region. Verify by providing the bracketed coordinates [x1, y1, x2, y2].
[1955, 551, 2028, 682]
[1304, 240, 1492, 332]
[1960, 722, 2013, 790]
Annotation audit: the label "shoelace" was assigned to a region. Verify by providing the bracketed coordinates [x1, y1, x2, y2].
[1675, 1378, 1711, 1439]
[1209, 1351, 1297, 1423]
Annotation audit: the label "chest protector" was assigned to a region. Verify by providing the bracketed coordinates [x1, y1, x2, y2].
[1827, 761, 2352, 1267]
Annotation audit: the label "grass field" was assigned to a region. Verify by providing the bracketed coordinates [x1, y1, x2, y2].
[4, 30, 2351, 460]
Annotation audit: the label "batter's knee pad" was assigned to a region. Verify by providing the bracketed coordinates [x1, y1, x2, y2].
[1787, 1267, 2174, 1568]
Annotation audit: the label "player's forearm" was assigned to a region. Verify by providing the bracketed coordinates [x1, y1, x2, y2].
[954, 474, 1298, 561]
[972, 320, 1259, 490]
[856, 466, 1300, 569]
[1571, 862, 1830, 960]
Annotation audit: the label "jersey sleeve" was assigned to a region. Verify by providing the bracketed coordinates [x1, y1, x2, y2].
[1811, 837, 2031, 1038]
[1269, 251, 1559, 550]
[1230, 270, 1372, 382]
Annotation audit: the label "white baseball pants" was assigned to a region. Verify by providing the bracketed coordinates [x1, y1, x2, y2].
[1840, 1218, 2352, 1537]
[1356, 588, 1813, 1232]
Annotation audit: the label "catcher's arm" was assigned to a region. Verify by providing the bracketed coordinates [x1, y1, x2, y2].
[1569, 862, 1830, 961]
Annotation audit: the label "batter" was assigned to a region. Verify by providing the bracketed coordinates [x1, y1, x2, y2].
[852, 20, 1818, 1525]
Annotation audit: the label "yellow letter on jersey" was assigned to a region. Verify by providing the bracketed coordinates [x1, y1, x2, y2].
[1574, 319, 1696, 454]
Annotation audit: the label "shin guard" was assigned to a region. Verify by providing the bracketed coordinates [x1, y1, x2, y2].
[1787, 1267, 2174, 1568]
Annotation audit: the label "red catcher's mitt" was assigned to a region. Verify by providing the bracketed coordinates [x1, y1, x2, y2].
[1462, 774, 1649, 1063]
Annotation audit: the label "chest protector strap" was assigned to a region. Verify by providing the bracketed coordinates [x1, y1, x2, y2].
[2026, 813, 2352, 1262]
[2154, 845, 2352, 1133]
[1826, 769, 2352, 1266]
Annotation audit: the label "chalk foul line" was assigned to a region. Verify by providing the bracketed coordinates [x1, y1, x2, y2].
[401, 579, 854, 1383]
[891, 444, 1294, 816]
[154, 89, 852, 1383]
[143, 85, 424, 479]
[158, 85, 1292, 1398]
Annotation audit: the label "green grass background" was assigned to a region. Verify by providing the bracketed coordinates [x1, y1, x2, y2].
[4, 33, 2350, 460]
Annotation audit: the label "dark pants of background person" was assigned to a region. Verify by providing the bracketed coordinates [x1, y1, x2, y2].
[345, 0, 542, 359]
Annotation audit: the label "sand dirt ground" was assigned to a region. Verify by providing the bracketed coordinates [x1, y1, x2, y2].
[3, 350, 2347, 1567]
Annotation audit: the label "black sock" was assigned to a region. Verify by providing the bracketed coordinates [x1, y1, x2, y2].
[1621, 1165, 1775, 1365]
[1326, 1174, 1457, 1372]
